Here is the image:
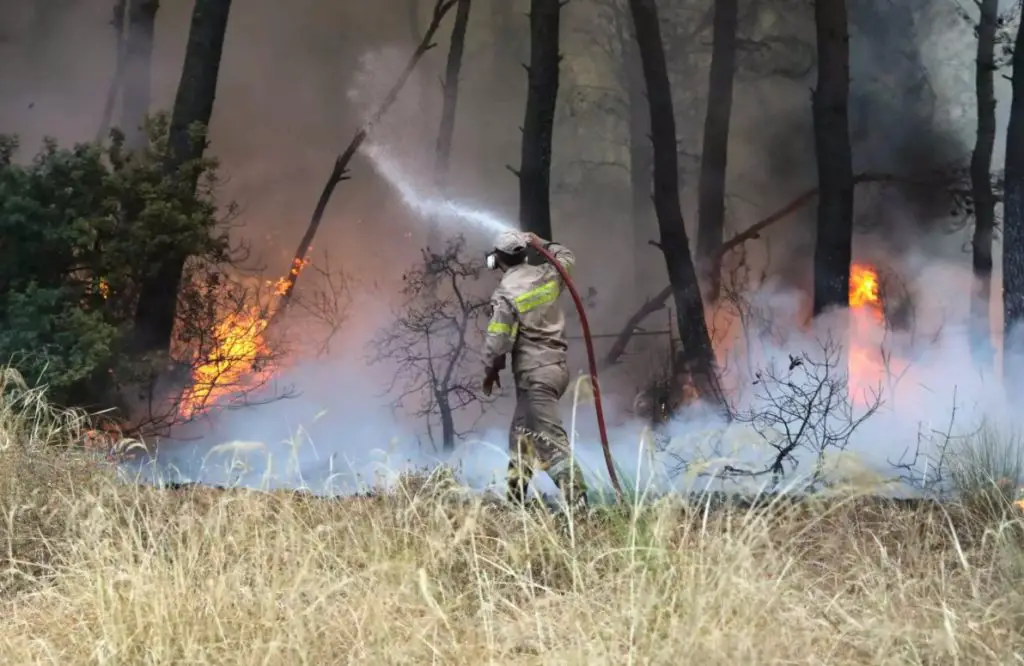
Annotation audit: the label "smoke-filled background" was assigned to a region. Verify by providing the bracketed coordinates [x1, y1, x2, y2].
[0, 0, 1015, 497]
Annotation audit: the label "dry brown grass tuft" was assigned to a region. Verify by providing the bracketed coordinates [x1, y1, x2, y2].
[0, 466, 1022, 663]
[0, 372, 1023, 663]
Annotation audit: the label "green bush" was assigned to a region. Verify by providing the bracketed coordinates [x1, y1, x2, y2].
[0, 114, 229, 408]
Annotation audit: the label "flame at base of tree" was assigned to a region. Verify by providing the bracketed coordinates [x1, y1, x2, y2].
[848, 262, 886, 405]
[176, 250, 312, 419]
[178, 306, 273, 418]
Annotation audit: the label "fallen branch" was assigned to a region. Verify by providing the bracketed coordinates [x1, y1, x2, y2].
[602, 171, 951, 366]
[271, 0, 458, 326]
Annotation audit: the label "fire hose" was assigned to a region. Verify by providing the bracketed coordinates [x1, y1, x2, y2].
[529, 237, 623, 501]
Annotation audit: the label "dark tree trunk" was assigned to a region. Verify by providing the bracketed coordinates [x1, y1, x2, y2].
[518, 0, 562, 239]
[437, 392, 456, 451]
[628, 0, 724, 407]
[428, 0, 473, 250]
[133, 0, 232, 354]
[970, 0, 998, 366]
[1003, 15, 1024, 383]
[121, 0, 160, 150]
[695, 0, 738, 302]
[810, 0, 854, 316]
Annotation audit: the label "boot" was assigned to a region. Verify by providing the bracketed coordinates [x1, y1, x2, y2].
[551, 467, 589, 515]
[506, 457, 533, 506]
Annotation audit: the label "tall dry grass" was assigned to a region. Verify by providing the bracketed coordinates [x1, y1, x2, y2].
[0, 370, 1022, 663]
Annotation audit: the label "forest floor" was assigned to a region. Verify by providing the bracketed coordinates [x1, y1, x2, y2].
[1, 395, 1023, 663]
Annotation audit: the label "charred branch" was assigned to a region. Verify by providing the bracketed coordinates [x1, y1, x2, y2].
[273, 0, 459, 321]
[722, 335, 881, 491]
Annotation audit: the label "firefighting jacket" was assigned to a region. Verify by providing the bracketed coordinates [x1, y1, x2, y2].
[482, 241, 575, 375]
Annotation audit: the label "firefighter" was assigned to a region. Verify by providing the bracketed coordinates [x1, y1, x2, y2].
[481, 229, 588, 512]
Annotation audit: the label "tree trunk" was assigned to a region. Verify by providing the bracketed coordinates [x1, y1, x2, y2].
[518, 0, 561, 238]
[628, 0, 724, 408]
[695, 0, 738, 302]
[811, 0, 854, 316]
[437, 391, 456, 451]
[428, 0, 472, 250]
[970, 0, 998, 366]
[1003, 15, 1024, 384]
[133, 0, 232, 354]
[121, 0, 160, 150]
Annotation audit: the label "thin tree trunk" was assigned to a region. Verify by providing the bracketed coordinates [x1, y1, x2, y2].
[428, 0, 472, 250]
[970, 0, 998, 366]
[517, 0, 562, 239]
[628, 0, 724, 408]
[133, 0, 232, 354]
[811, 0, 854, 316]
[121, 0, 160, 150]
[437, 392, 456, 451]
[96, 0, 128, 143]
[1003, 14, 1024, 384]
[695, 0, 738, 302]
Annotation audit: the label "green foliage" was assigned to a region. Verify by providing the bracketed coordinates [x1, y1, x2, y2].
[0, 113, 229, 407]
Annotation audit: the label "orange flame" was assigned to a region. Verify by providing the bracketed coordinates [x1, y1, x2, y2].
[848, 263, 885, 404]
[849, 264, 882, 316]
[178, 251, 311, 418]
[179, 306, 271, 418]
[269, 255, 311, 296]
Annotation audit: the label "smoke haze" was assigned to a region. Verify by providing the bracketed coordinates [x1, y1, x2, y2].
[1, 0, 1018, 498]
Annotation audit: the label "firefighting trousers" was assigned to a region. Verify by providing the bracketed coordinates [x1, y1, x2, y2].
[506, 362, 588, 507]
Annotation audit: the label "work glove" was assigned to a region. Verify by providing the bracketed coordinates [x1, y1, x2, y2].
[483, 355, 507, 396]
[483, 368, 501, 396]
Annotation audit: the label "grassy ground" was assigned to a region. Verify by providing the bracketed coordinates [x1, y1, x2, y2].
[1, 375, 1024, 663]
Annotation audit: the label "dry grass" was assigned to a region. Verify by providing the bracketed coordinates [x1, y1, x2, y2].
[0, 373, 1023, 663]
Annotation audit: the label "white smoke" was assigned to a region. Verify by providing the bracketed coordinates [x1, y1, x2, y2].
[130, 40, 1024, 504]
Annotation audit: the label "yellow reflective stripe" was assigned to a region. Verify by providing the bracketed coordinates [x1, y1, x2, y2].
[487, 321, 519, 338]
[514, 280, 559, 313]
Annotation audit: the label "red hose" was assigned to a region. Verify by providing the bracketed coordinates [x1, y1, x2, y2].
[529, 237, 623, 501]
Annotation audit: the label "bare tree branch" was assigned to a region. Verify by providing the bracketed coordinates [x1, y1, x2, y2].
[272, 0, 460, 322]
